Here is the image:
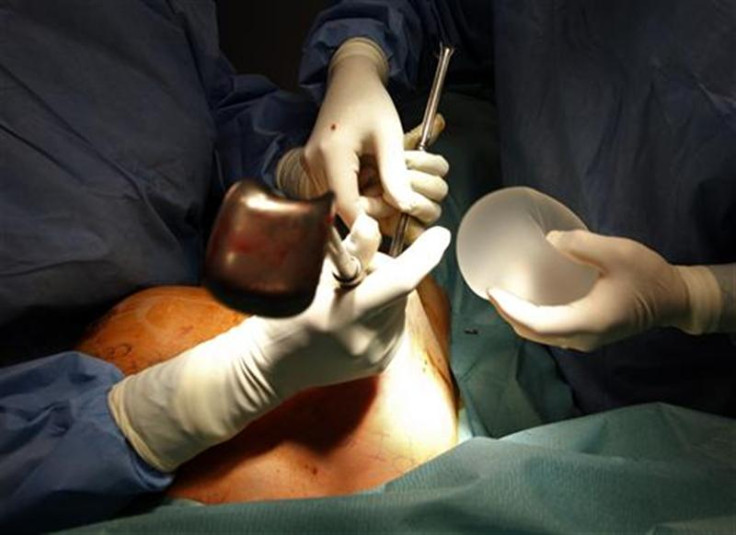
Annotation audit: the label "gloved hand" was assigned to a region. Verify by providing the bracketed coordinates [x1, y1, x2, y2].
[487, 229, 730, 352]
[108, 222, 451, 472]
[278, 115, 449, 244]
[358, 115, 449, 243]
[278, 38, 449, 239]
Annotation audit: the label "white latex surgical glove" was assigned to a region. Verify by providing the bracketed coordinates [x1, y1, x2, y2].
[488, 230, 734, 352]
[278, 115, 449, 244]
[108, 224, 451, 473]
[281, 38, 447, 236]
[358, 116, 449, 243]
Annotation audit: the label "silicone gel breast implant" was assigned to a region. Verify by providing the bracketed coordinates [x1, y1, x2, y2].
[457, 187, 597, 306]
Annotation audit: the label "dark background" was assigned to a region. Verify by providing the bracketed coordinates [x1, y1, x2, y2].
[216, 0, 331, 90]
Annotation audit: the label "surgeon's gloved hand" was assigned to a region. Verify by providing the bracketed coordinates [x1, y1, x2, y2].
[280, 38, 446, 239]
[108, 225, 451, 473]
[360, 115, 449, 243]
[278, 114, 449, 244]
[488, 230, 730, 352]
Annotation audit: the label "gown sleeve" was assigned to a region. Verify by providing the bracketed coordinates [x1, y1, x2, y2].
[0, 353, 173, 532]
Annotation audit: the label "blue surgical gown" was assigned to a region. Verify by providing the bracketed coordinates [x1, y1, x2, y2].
[0, 0, 316, 531]
[0, 0, 316, 362]
[301, 0, 736, 418]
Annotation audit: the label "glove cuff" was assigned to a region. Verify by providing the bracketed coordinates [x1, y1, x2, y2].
[275, 147, 310, 198]
[704, 264, 736, 333]
[329, 37, 389, 84]
[108, 379, 173, 472]
[107, 319, 280, 472]
[674, 265, 723, 335]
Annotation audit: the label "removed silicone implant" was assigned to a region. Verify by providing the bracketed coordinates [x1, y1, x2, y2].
[457, 187, 597, 306]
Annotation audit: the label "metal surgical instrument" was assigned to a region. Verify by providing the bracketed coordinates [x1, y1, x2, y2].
[388, 44, 455, 257]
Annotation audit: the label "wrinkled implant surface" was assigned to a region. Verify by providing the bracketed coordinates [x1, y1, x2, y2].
[457, 187, 597, 306]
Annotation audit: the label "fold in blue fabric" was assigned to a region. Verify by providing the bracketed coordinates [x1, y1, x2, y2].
[0, 0, 316, 361]
[0, 0, 315, 531]
[0, 353, 173, 532]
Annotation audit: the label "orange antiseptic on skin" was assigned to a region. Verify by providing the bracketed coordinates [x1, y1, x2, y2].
[77, 278, 458, 503]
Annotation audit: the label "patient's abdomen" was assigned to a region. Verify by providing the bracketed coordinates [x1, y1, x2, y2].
[76, 279, 457, 503]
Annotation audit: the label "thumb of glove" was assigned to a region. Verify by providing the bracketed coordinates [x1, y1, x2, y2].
[352, 226, 450, 311]
[546, 229, 610, 270]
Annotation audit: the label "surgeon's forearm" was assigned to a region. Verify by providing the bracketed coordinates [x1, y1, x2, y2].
[675, 263, 736, 334]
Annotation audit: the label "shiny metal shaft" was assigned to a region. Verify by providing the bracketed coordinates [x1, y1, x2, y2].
[327, 226, 363, 286]
[388, 44, 455, 257]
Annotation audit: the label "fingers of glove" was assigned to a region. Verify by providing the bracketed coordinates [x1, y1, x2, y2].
[371, 211, 435, 244]
[360, 155, 448, 195]
[405, 151, 449, 178]
[361, 170, 446, 217]
[360, 195, 394, 219]
[407, 168, 449, 203]
[343, 213, 381, 271]
[307, 142, 363, 226]
[353, 226, 451, 311]
[486, 287, 607, 344]
[490, 303, 574, 349]
[403, 114, 446, 150]
[546, 230, 635, 271]
[373, 122, 419, 215]
[498, 314, 602, 352]
[384, 187, 442, 225]
[486, 288, 605, 352]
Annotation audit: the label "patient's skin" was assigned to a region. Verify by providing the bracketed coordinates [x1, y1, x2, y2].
[76, 277, 458, 503]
